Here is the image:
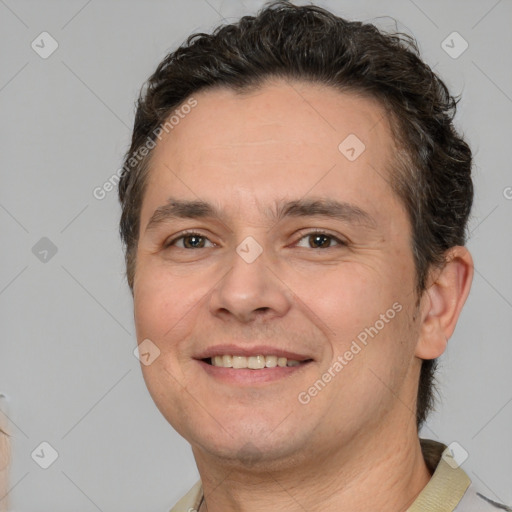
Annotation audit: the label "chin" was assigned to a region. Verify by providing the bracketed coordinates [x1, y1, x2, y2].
[192, 434, 309, 472]
[187, 416, 310, 467]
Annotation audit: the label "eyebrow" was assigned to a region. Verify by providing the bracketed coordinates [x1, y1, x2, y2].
[144, 196, 377, 233]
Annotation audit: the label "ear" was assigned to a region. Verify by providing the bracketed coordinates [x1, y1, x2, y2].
[415, 246, 474, 360]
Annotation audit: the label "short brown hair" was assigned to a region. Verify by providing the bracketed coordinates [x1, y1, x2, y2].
[118, 1, 473, 429]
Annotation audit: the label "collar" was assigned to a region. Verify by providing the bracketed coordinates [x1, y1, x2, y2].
[406, 439, 471, 511]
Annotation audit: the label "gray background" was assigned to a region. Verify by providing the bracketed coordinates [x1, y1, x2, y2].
[0, 0, 511, 510]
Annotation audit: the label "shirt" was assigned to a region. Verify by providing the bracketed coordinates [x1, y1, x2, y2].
[169, 439, 511, 511]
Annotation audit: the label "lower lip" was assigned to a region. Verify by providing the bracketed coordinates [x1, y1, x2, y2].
[196, 360, 312, 384]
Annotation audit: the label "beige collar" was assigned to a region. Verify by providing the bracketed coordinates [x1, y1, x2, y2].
[406, 439, 471, 511]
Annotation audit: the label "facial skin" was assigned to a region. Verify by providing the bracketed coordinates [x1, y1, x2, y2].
[133, 80, 473, 511]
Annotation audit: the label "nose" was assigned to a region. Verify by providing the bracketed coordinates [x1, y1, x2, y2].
[208, 243, 292, 323]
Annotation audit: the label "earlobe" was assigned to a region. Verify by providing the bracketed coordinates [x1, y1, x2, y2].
[415, 246, 474, 360]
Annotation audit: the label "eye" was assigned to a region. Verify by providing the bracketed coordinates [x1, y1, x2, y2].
[164, 230, 346, 250]
[295, 230, 347, 249]
[165, 231, 215, 249]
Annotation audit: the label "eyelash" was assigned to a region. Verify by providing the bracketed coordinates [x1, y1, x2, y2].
[164, 229, 347, 250]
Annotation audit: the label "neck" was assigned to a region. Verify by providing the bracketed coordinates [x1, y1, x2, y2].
[193, 417, 431, 512]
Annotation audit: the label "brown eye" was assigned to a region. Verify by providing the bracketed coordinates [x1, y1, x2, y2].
[309, 234, 331, 248]
[166, 233, 214, 249]
[296, 231, 346, 249]
[182, 235, 206, 248]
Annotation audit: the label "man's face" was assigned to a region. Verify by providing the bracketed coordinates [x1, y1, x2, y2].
[133, 80, 423, 466]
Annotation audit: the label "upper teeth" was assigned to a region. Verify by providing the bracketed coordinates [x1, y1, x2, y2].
[211, 355, 301, 369]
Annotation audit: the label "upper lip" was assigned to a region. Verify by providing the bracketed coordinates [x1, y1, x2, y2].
[194, 345, 313, 362]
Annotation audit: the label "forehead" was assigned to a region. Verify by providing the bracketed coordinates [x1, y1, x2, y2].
[140, 80, 403, 229]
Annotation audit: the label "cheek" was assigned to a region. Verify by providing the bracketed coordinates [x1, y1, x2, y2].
[133, 269, 198, 423]
[134, 274, 167, 341]
[133, 260, 216, 355]
[134, 263, 186, 344]
[295, 264, 394, 338]
[295, 260, 413, 388]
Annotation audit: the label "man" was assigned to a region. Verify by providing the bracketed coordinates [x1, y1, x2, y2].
[118, 2, 510, 510]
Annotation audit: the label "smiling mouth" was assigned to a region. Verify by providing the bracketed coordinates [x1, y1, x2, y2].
[203, 355, 313, 369]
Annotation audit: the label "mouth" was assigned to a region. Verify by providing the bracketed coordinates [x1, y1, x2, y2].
[194, 346, 314, 384]
[203, 354, 313, 369]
